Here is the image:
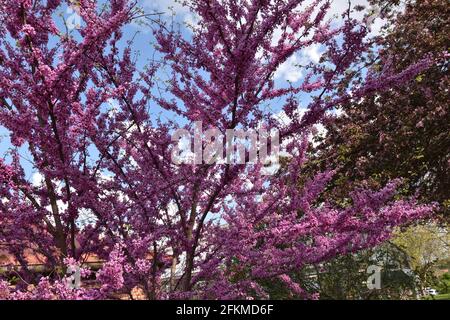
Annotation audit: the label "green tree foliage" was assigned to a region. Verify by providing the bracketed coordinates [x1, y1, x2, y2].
[437, 273, 450, 294]
[313, 0, 450, 219]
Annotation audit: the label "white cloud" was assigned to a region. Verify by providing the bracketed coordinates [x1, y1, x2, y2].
[290, 0, 386, 36]
[183, 12, 201, 32]
[367, 17, 385, 37]
[139, 0, 200, 33]
[274, 54, 304, 82]
[326, 0, 386, 36]
[271, 27, 284, 46]
[303, 43, 323, 64]
[327, 0, 370, 19]
[273, 0, 390, 83]
[76, 208, 97, 228]
[274, 43, 324, 82]
[31, 172, 43, 187]
[142, 0, 190, 16]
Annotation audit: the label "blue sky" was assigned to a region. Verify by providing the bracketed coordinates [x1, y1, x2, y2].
[0, 0, 384, 182]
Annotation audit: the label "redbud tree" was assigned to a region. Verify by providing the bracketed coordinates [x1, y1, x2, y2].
[0, 0, 435, 299]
